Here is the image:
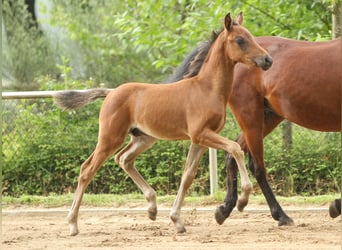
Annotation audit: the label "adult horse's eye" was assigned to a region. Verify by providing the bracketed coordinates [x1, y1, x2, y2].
[236, 36, 248, 51]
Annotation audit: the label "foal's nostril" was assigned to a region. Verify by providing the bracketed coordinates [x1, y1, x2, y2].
[262, 55, 273, 70]
[265, 55, 273, 65]
[254, 55, 273, 70]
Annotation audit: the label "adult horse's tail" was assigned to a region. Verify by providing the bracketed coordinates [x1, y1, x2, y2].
[53, 88, 110, 110]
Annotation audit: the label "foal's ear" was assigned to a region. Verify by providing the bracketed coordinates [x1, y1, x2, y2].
[224, 12, 233, 31]
[237, 11, 243, 25]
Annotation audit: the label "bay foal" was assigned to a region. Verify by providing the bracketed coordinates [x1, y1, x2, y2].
[54, 12, 272, 235]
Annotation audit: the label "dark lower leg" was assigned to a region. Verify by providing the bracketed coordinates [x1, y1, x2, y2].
[329, 198, 341, 218]
[215, 154, 238, 225]
[249, 156, 294, 226]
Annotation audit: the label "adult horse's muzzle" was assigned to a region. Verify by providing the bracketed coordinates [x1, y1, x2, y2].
[254, 55, 273, 70]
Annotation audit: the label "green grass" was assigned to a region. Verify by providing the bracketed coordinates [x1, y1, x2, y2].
[2, 191, 339, 208]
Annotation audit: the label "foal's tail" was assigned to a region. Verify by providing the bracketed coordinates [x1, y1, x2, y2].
[53, 88, 111, 110]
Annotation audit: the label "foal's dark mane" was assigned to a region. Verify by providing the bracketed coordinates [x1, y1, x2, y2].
[164, 31, 221, 83]
[166, 30, 276, 119]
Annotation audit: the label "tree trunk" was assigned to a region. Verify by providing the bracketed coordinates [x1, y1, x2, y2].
[332, 0, 341, 38]
[281, 120, 293, 195]
[282, 121, 293, 153]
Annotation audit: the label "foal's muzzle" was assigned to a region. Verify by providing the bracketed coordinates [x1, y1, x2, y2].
[254, 55, 273, 70]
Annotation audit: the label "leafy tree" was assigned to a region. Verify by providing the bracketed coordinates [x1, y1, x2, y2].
[2, 0, 57, 90]
[47, 0, 333, 88]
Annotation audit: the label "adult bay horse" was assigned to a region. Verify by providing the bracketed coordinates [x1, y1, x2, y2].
[53, 12, 272, 236]
[169, 35, 341, 225]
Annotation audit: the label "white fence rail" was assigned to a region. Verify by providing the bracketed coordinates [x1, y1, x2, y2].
[2, 90, 84, 99]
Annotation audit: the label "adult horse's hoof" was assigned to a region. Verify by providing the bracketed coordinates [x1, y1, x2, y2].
[278, 216, 294, 226]
[329, 199, 341, 218]
[215, 205, 228, 225]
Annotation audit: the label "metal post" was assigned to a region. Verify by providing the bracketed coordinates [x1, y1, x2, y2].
[209, 148, 218, 196]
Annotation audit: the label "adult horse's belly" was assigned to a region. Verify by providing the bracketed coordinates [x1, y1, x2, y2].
[262, 40, 342, 131]
[264, 57, 341, 132]
[266, 88, 340, 132]
[252, 36, 341, 132]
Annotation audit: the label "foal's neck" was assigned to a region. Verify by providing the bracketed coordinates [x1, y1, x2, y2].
[197, 33, 235, 101]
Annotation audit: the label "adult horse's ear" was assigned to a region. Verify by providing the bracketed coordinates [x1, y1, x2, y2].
[224, 12, 233, 31]
[237, 11, 243, 25]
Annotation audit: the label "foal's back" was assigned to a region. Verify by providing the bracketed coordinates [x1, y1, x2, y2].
[100, 78, 210, 141]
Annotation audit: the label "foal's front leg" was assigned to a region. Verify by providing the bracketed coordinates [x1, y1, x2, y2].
[195, 129, 253, 224]
[170, 143, 206, 233]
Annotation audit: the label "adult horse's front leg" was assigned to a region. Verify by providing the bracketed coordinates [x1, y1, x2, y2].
[170, 143, 206, 233]
[245, 111, 294, 226]
[215, 154, 239, 225]
[238, 111, 293, 226]
[215, 135, 251, 224]
[248, 154, 293, 226]
[329, 198, 341, 218]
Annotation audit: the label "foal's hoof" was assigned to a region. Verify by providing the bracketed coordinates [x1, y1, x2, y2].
[148, 209, 157, 221]
[278, 216, 294, 226]
[329, 200, 341, 218]
[176, 226, 187, 234]
[170, 215, 187, 233]
[237, 199, 248, 212]
[215, 205, 228, 225]
[69, 224, 79, 236]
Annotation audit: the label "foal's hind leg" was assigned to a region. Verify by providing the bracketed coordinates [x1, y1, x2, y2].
[170, 143, 206, 233]
[67, 134, 126, 236]
[115, 134, 157, 220]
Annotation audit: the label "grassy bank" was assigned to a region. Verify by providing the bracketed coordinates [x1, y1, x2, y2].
[2, 192, 339, 208]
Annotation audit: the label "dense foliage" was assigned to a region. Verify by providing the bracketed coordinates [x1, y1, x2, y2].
[3, 88, 340, 196]
[3, 0, 335, 88]
[2, 0, 341, 197]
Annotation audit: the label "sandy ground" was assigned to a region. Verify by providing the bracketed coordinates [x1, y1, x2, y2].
[2, 204, 341, 250]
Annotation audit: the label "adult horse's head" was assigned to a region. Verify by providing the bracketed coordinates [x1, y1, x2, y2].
[223, 12, 273, 70]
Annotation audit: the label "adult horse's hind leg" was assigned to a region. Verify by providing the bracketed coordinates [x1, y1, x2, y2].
[115, 134, 157, 220]
[67, 133, 126, 236]
[170, 143, 206, 233]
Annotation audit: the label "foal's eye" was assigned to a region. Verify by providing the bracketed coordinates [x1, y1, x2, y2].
[235, 36, 248, 50]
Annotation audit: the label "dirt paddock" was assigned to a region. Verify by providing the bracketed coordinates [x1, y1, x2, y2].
[2, 204, 341, 250]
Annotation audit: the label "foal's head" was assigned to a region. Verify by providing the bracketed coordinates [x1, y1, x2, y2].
[222, 12, 272, 70]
